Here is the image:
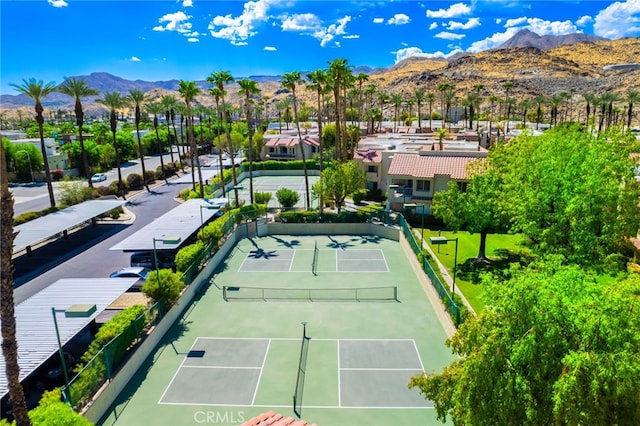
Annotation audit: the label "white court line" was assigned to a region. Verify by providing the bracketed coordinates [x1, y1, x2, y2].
[337, 339, 342, 408]
[158, 338, 199, 404]
[158, 402, 433, 409]
[412, 339, 426, 372]
[340, 367, 423, 371]
[379, 249, 391, 272]
[252, 339, 271, 405]
[289, 249, 296, 272]
[181, 365, 262, 370]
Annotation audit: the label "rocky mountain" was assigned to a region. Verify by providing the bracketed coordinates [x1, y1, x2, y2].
[498, 29, 607, 50]
[1, 33, 639, 120]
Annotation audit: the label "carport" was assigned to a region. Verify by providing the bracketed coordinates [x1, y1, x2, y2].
[13, 199, 125, 256]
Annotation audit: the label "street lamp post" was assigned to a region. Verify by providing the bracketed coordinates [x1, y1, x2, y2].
[428, 236, 459, 296]
[152, 236, 182, 283]
[403, 203, 427, 248]
[200, 204, 219, 226]
[51, 308, 70, 388]
[17, 150, 34, 182]
[231, 185, 244, 208]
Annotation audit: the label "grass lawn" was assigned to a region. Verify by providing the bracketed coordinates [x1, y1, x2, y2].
[418, 228, 530, 313]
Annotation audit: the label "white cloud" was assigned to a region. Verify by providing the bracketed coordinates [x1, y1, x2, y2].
[505, 16, 528, 27]
[182, 0, 193, 7]
[429, 22, 438, 30]
[435, 31, 466, 40]
[388, 14, 410, 25]
[281, 13, 322, 32]
[394, 46, 461, 62]
[187, 37, 199, 42]
[130, 56, 141, 62]
[426, 3, 471, 19]
[503, 16, 578, 35]
[343, 34, 360, 39]
[154, 11, 193, 33]
[208, 0, 277, 43]
[593, 0, 640, 39]
[576, 15, 593, 27]
[495, 18, 502, 25]
[264, 45, 277, 51]
[446, 17, 480, 30]
[373, 17, 384, 24]
[48, 0, 68, 8]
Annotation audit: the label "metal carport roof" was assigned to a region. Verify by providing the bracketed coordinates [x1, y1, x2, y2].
[109, 198, 228, 252]
[13, 199, 125, 253]
[0, 277, 137, 398]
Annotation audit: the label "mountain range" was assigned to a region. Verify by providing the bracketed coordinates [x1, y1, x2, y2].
[1, 30, 638, 118]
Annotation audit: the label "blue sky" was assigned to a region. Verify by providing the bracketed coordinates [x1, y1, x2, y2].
[1, 0, 640, 95]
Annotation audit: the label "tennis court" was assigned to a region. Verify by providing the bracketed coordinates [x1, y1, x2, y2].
[102, 235, 456, 426]
[232, 175, 320, 209]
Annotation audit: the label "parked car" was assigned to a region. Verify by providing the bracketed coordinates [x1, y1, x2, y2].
[91, 173, 108, 183]
[109, 266, 151, 291]
[130, 250, 176, 270]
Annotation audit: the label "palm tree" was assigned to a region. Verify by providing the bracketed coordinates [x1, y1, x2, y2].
[390, 93, 403, 132]
[426, 92, 436, 131]
[414, 88, 425, 132]
[128, 89, 149, 191]
[534, 95, 546, 130]
[354, 72, 369, 125]
[626, 90, 639, 130]
[10, 78, 57, 207]
[208, 87, 226, 198]
[1, 143, 31, 426]
[237, 78, 261, 204]
[174, 103, 188, 164]
[307, 69, 328, 214]
[178, 80, 203, 197]
[97, 91, 128, 198]
[207, 71, 241, 206]
[281, 71, 311, 209]
[57, 77, 99, 188]
[160, 94, 178, 166]
[146, 102, 167, 183]
[487, 95, 500, 145]
[502, 81, 514, 132]
[472, 84, 484, 131]
[328, 58, 351, 162]
[519, 98, 533, 125]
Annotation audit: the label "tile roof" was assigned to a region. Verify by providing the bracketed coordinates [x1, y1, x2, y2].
[354, 150, 382, 163]
[387, 153, 480, 179]
[241, 411, 318, 426]
[264, 137, 317, 147]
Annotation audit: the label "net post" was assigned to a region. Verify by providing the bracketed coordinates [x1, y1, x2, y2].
[222, 286, 228, 301]
[394, 286, 398, 301]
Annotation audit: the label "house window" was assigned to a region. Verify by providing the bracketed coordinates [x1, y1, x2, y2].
[269, 147, 275, 153]
[457, 181, 468, 192]
[367, 165, 378, 173]
[416, 180, 431, 192]
[279, 147, 288, 154]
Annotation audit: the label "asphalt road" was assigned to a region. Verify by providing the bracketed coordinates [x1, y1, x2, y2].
[12, 178, 189, 305]
[11, 149, 183, 216]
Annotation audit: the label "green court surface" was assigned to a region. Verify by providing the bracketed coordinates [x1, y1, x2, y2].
[101, 235, 455, 426]
[233, 175, 320, 209]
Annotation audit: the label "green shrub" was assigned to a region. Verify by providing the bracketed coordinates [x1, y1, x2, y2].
[276, 187, 299, 208]
[109, 206, 123, 219]
[198, 220, 224, 246]
[107, 180, 129, 196]
[14, 211, 42, 225]
[175, 241, 205, 272]
[51, 169, 64, 181]
[126, 173, 144, 190]
[144, 170, 156, 184]
[254, 191, 272, 205]
[351, 189, 367, 204]
[26, 389, 91, 426]
[142, 269, 185, 311]
[58, 181, 94, 206]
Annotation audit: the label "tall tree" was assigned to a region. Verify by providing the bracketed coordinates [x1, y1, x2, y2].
[57, 77, 99, 187]
[160, 94, 178, 166]
[426, 92, 436, 131]
[146, 102, 168, 183]
[128, 89, 149, 191]
[312, 160, 365, 214]
[207, 71, 241, 206]
[411, 258, 640, 425]
[390, 93, 403, 133]
[500, 125, 640, 265]
[502, 81, 514, 132]
[281, 71, 311, 209]
[1, 143, 31, 425]
[354, 72, 369, 125]
[208, 86, 226, 198]
[414, 88, 425, 132]
[625, 90, 639, 130]
[327, 58, 351, 162]
[10, 78, 57, 207]
[97, 91, 128, 198]
[178, 80, 203, 197]
[237, 78, 261, 204]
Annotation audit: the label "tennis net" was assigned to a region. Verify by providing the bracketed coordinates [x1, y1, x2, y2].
[293, 324, 309, 418]
[312, 240, 319, 275]
[223, 285, 398, 302]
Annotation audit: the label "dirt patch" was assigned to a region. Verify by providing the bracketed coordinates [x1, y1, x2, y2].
[108, 292, 151, 310]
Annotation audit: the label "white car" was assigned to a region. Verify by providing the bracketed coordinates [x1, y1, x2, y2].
[109, 266, 151, 291]
[91, 173, 108, 183]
